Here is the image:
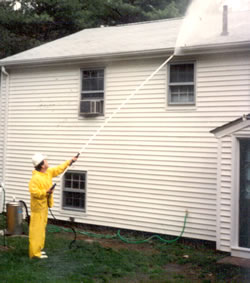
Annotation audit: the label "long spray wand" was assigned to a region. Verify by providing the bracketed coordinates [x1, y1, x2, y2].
[61, 54, 174, 178]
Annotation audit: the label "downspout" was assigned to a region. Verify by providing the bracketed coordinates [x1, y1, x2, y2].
[1, 66, 9, 185]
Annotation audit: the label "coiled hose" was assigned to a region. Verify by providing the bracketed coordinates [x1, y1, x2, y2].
[47, 211, 188, 245]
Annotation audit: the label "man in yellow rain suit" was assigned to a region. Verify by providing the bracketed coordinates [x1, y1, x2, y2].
[29, 153, 79, 259]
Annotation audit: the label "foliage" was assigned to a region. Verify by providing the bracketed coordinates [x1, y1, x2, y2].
[0, 0, 190, 59]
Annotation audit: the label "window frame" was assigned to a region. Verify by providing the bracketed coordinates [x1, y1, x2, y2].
[79, 68, 105, 117]
[167, 61, 196, 106]
[62, 170, 87, 212]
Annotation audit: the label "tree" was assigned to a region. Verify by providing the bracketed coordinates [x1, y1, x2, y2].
[0, 0, 190, 59]
[83, 0, 191, 26]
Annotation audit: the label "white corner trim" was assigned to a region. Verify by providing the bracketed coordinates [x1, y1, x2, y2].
[231, 135, 239, 248]
[1, 67, 9, 184]
[216, 139, 222, 250]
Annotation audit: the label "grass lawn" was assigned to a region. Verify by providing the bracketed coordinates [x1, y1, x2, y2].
[0, 215, 248, 283]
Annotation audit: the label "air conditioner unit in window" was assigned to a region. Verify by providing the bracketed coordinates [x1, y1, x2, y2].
[80, 100, 103, 116]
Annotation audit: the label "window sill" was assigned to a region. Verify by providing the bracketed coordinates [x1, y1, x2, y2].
[59, 209, 87, 217]
[78, 115, 105, 120]
[166, 105, 197, 112]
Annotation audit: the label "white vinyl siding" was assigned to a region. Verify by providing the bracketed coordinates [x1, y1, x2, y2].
[2, 51, 250, 244]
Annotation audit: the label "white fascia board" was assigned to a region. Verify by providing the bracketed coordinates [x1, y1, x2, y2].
[213, 120, 250, 139]
[0, 48, 175, 68]
[178, 41, 250, 56]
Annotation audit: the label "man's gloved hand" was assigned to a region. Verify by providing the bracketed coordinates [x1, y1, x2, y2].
[47, 183, 56, 195]
[70, 153, 80, 166]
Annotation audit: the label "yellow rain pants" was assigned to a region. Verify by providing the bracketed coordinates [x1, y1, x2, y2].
[29, 160, 70, 258]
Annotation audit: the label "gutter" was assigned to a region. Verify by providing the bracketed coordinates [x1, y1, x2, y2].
[1, 39, 250, 68]
[177, 41, 250, 56]
[1, 66, 9, 185]
[0, 48, 175, 68]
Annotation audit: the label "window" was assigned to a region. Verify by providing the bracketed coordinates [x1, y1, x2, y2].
[63, 171, 86, 211]
[80, 69, 104, 116]
[168, 63, 195, 105]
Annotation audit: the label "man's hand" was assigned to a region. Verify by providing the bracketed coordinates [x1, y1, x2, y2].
[47, 183, 56, 195]
[70, 153, 80, 166]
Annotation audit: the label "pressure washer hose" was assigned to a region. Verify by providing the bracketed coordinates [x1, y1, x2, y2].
[54, 53, 189, 246]
[5, 54, 187, 248]
[47, 210, 188, 245]
[19, 200, 30, 225]
[1, 53, 189, 250]
[47, 197, 77, 249]
[5, 197, 188, 248]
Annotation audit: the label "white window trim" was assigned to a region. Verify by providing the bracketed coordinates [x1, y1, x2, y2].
[167, 61, 196, 106]
[78, 67, 106, 118]
[60, 170, 87, 214]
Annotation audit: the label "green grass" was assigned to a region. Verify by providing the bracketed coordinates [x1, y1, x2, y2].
[0, 215, 245, 283]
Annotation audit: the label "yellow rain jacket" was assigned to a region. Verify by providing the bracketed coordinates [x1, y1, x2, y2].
[29, 160, 70, 258]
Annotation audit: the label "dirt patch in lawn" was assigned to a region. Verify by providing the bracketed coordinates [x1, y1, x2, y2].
[55, 231, 159, 255]
[50, 226, 244, 283]
[0, 245, 11, 251]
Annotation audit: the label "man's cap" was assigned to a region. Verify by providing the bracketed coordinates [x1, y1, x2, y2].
[32, 153, 47, 167]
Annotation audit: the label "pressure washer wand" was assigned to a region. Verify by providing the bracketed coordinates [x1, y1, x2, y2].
[79, 55, 174, 155]
[61, 54, 174, 178]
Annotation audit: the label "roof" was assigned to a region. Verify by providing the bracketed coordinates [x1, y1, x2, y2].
[210, 114, 250, 138]
[1, 6, 250, 66]
[0, 18, 181, 66]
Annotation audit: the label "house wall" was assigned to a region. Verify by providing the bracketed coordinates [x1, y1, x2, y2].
[3, 51, 250, 243]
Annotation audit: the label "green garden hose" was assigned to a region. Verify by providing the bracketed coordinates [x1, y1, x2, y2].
[47, 210, 188, 244]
